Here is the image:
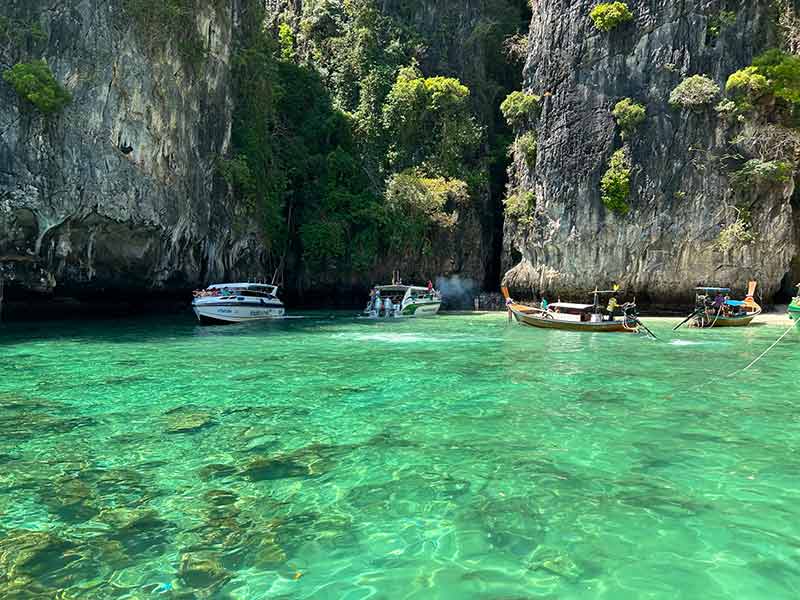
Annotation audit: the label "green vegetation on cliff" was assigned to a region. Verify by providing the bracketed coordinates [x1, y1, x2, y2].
[600, 148, 631, 215]
[2, 59, 71, 114]
[385, 172, 468, 255]
[500, 91, 541, 127]
[716, 214, 755, 251]
[513, 131, 537, 168]
[669, 75, 720, 108]
[589, 2, 633, 32]
[731, 159, 793, 187]
[383, 66, 481, 177]
[503, 190, 536, 222]
[223, 0, 500, 277]
[727, 50, 800, 114]
[612, 98, 646, 138]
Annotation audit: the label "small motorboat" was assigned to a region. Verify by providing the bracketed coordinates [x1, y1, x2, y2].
[363, 283, 442, 318]
[674, 282, 762, 330]
[501, 287, 648, 334]
[789, 284, 800, 325]
[192, 282, 285, 324]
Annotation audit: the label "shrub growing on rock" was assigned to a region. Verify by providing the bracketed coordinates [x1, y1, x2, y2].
[501, 91, 541, 127]
[669, 75, 720, 108]
[752, 49, 800, 104]
[716, 218, 754, 251]
[514, 131, 538, 167]
[726, 66, 770, 98]
[2, 59, 71, 114]
[504, 191, 536, 222]
[590, 2, 634, 32]
[600, 148, 631, 215]
[612, 98, 646, 138]
[715, 99, 738, 115]
[731, 158, 793, 187]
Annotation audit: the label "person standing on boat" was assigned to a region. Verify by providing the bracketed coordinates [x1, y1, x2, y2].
[540, 297, 549, 311]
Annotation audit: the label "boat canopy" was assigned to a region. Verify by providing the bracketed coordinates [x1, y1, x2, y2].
[550, 302, 593, 310]
[375, 285, 429, 293]
[696, 287, 731, 292]
[207, 283, 278, 294]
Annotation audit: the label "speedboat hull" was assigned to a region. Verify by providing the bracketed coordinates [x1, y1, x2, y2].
[192, 301, 285, 324]
[401, 300, 441, 317]
[362, 301, 441, 319]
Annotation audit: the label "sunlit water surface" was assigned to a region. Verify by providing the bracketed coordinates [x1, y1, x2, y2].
[1, 313, 798, 599]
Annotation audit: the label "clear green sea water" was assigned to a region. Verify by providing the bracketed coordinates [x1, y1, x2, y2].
[0, 312, 798, 599]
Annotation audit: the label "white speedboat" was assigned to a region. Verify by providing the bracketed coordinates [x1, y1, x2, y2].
[363, 284, 442, 318]
[192, 283, 285, 324]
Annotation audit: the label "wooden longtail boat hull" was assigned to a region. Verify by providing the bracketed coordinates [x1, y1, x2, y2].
[509, 305, 632, 333]
[697, 309, 761, 328]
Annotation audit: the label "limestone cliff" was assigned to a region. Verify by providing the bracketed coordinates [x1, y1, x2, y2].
[503, 0, 800, 305]
[1, 0, 528, 308]
[0, 0, 265, 300]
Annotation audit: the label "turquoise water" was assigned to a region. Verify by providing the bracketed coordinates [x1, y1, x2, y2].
[0, 313, 798, 599]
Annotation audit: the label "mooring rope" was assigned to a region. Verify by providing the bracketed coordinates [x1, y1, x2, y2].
[736, 323, 796, 375]
[709, 305, 723, 328]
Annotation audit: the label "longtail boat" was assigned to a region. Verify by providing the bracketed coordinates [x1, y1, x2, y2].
[501, 287, 650, 335]
[674, 282, 761, 330]
[789, 284, 800, 325]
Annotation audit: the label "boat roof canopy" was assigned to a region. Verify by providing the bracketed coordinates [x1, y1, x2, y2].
[550, 302, 593, 310]
[375, 285, 429, 292]
[696, 287, 730, 292]
[207, 283, 278, 292]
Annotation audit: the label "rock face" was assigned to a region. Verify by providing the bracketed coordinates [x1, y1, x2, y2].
[503, 0, 800, 305]
[1, 0, 525, 307]
[0, 1, 265, 298]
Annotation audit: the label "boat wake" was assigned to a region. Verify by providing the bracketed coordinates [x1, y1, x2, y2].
[334, 332, 496, 344]
[668, 340, 707, 346]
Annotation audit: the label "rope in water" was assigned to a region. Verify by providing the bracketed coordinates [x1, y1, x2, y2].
[736, 323, 796, 375]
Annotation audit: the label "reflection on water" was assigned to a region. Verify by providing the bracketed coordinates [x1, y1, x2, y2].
[0, 313, 798, 599]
